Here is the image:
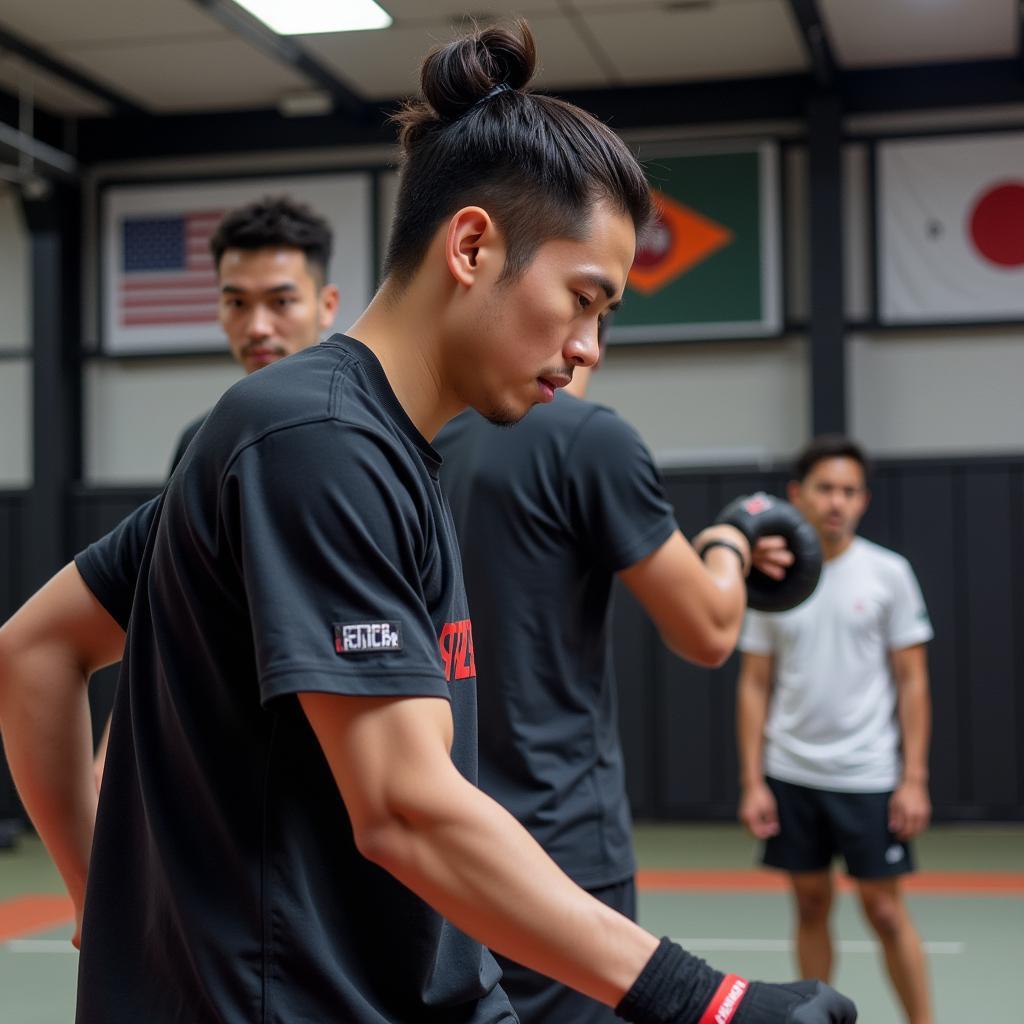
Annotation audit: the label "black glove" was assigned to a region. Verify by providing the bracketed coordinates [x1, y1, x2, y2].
[714, 493, 822, 613]
[616, 938, 856, 1024]
[734, 979, 857, 1023]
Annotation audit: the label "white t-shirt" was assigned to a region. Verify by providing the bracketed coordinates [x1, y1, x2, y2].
[739, 537, 933, 792]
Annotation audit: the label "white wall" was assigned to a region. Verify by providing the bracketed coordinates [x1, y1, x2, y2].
[0, 187, 31, 486]
[0, 359, 31, 487]
[849, 328, 1024, 456]
[84, 358, 241, 483]
[589, 337, 809, 465]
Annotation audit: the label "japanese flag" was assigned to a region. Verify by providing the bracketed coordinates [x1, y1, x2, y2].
[878, 132, 1024, 324]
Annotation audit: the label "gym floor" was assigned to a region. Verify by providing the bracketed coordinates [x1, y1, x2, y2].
[2, 822, 1021, 1023]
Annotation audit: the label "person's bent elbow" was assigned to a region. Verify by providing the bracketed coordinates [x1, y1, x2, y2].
[350, 808, 409, 870]
[660, 625, 736, 668]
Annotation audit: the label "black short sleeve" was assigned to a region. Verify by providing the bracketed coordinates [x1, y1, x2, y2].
[168, 413, 207, 475]
[74, 496, 161, 631]
[565, 409, 677, 572]
[223, 421, 451, 705]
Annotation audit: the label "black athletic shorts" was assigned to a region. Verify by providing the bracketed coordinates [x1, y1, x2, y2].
[494, 877, 636, 1024]
[761, 777, 915, 880]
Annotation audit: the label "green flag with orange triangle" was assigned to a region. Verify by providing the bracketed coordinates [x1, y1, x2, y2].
[611, 144, 781, 343]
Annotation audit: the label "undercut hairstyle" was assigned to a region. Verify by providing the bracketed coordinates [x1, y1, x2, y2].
[209, 196, 333, 283]
[794, 435, 872, 482]
[385, 18, 653, 287]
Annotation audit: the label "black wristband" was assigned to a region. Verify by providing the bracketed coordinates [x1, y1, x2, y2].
[696, 539, 747, 572]
[616, 938, 723, 1024]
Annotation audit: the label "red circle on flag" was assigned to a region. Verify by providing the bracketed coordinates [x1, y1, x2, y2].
[968, 182, 1024, 268]
[633, 213, 672, 268]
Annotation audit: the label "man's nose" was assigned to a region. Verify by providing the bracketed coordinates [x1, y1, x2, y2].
[565, 329, 599, 369]
[246, 306, 273, 338]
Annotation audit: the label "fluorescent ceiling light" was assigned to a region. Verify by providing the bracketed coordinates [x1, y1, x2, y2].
[234, 0, 392, 35]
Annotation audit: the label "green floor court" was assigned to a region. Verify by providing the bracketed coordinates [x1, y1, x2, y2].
[2, 823, 1022, 1023]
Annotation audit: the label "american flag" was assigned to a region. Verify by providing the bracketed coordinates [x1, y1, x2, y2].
[119, 210, 224, 327]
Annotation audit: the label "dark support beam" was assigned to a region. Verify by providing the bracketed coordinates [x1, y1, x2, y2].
[786, 0, 839, 89]
[20, 184, 82, 592]
[190, 0, 366, 118]
[0, 21, 145, 117]
[67, 53, 1024, 166]
[842, 59, 1024, 114]
[76, 74, 813, 163]
[1018, 0, 1024, 77]
[806, 93, 845, 435]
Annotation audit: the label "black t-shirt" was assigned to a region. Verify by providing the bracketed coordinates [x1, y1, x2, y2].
[169, 412, 206, 475]
[73, 417, 205, 627]
[435, 396, 677, 889]
[74, 336, 514, 1024]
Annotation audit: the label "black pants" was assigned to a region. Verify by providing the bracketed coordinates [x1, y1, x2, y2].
[494, 877, 637, 1024]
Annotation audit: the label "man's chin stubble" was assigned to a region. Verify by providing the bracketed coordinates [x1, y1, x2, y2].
[482, 405, 525, 429]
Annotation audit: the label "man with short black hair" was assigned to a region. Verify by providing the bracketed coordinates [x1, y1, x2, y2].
[737, 435, 933, 1024]
[167, 194, 340, 468]
[436, 336, 796, 1023]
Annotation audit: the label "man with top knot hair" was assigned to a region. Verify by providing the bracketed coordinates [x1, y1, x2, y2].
[0, 19, 855, 1024]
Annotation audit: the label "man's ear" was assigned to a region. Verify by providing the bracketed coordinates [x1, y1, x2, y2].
[319, 284, 341, 329]
[786, 479, 801, 505]
[445, 206, 498, 287]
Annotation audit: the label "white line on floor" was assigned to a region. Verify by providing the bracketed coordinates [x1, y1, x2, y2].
[672, 937, 965, 955]
[5, 939, 77, 954]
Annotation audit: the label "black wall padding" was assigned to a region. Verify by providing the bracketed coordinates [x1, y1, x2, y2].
[2, 457, 1023, 824]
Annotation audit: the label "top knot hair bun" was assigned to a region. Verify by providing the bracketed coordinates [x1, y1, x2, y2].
[384, 16, 651, 289]
[419, 18, 536, 121]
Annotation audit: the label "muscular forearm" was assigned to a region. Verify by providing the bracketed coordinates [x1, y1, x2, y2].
[636, 537, 747, 665]
[697, 546, 749, 636]
[0, 647, 97, 905]
[357, 761, 657, 1007]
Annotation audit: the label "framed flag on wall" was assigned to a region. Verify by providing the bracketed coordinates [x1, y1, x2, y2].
[877, 131, 1024, 325]
[609, 141, 781, 344]
[100, 172, 373, 354]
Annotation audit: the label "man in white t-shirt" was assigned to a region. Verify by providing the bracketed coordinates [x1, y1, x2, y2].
[737, 435, 934, 1024]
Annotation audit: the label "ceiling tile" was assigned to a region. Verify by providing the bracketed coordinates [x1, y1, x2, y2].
[377, 1, 562, 21]
[301, 12, 609, 99]
[300, 24, 450, 101]
[0, 54, 110, 116]
[820, 0, 1017, 68]
[529, 15, 618, 89]
[0, 0, 224, 47]
[581, 0, 807, 84]
[50, 36, 312, 113]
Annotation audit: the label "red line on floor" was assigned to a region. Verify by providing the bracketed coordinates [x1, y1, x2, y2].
[636, 869, 1024, 894]
[0, 895, 74, 942]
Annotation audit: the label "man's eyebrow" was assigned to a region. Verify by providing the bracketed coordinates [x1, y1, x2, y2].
[220, 282, 299, 295]
[581, 273, 619, 301]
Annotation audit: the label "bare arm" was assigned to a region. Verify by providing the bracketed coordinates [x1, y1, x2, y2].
[300, 691, 658, 1007]
[736, 651, 779, 839]
[618, 527, 750, 667]
[889, 643, 931, 839]
[0, 563, 126, 940]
